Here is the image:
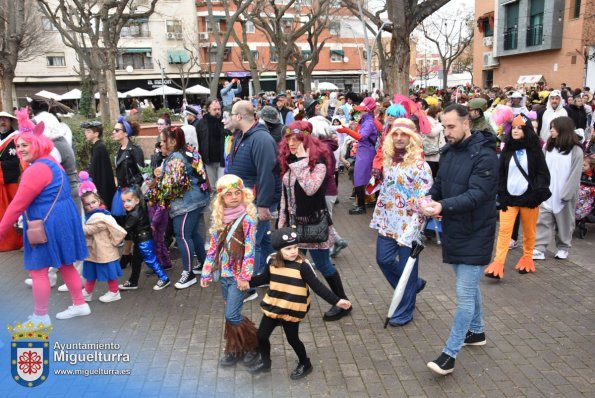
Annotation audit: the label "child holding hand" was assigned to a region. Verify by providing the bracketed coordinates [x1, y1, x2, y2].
[248, 227, 352, 380]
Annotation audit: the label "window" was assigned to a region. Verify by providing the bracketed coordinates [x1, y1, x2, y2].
[573, 0, 581, 19]
[42, 17, 58, 31]
[208, 47, 231, 63]
[116, 50, 153, 70]
[121, 19, 150, 37]
[503, 2, 519, 50]
[571, 55, 577, 64]
[270, 47, 278, 63]
[245, 21, 255, 34]
[46, 54, 65, 67]
[363, 50, 367, 60]
[242, 49, 259, 62]
[166, 20, 183, 34]
[330, 49, 344, 62]
[482, 18, 493, 37]
[329, 20, 340, 35]
[527, 0, 544, 46]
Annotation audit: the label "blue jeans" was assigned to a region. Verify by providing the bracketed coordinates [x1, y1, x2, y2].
[172, 207, 206, 273]
[254, 218, 273, 275]
[376, 235, 422, 325]
[444, 264, 486, 358]
[220, 277, 246, 325]
[306, 249, 336, 277]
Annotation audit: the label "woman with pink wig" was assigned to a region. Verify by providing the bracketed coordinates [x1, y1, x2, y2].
[0, 109, 90, 328]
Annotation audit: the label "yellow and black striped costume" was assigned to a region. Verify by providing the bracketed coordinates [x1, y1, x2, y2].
[261, 260, 311, 323]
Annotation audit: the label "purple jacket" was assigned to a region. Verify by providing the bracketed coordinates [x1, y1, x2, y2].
[353, 113, 378, 187]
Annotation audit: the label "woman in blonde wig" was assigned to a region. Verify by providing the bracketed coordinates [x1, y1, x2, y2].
[370, 118, 433, 326]
[200, 174, 259, 367]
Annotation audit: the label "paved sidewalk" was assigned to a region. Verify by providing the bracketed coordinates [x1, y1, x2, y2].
[1, 177, 594, 397]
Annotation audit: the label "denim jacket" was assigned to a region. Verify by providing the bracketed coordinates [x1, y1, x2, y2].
[164, 152, 209, 218]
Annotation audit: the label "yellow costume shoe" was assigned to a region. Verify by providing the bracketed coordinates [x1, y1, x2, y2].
[484, 261, 504, 279]
[514, 256, 535, 274]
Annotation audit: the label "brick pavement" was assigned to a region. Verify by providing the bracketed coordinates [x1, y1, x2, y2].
[0, 175, 594, 397]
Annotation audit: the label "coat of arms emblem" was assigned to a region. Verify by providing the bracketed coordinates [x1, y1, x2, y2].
[7, 320, 52, 387]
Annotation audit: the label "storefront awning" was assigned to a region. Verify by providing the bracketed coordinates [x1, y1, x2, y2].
[301, 50, 312, 57]
[330, 49, 344, 56]
[517, 75, 545, 84]
[477, 12, 495, 32]
[168, 49, 190, 64]
[121, 48, 152, 54]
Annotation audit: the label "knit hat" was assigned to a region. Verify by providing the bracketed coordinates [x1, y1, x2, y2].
[509, 91, 523, 99]
[260, 105, 281, 124]
[353, 97, 377, 112]
[78, 171, 97, 196]
[184, 106, 199, 117]
[271, 227, 299, 250]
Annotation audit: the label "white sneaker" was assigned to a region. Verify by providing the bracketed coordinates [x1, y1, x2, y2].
[58, 284, 69, 292]
[554, 249, 568, 259]
[532, 249, 545, 260]
[174, 271, 196, 289]
[23, 314, 52, 330]
[82, 288, 93, 302]
[24, 277, 57, 288]
[56, 303, 91, 320]
[99, 291, 121, 303]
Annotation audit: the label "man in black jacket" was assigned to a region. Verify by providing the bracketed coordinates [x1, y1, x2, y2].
[422, 104, 499, 375]
[196, 99, 226, 189]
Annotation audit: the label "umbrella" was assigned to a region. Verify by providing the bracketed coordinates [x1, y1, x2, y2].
[186, 83, 210, 95]
[316, 82, 339, 91]
[149, 85, 183, 96]
[59, 89, 82, 100]
[123, 87, 154, 97]
[34, 90, 62, 101]
[94, 92, 125, 99]
[392, 94, 431, 134]
[384, 241, 425, 328]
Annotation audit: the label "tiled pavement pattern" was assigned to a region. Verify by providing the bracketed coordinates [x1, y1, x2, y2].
[1, 175, 594, 398]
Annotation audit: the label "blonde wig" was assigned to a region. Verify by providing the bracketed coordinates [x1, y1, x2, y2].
[209, 174, 257, 232]
[382, 118, 423, 168]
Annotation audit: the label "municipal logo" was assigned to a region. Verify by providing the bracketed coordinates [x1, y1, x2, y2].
[7, 320, 52, 387]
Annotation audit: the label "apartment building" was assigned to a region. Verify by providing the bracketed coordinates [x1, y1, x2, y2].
[13, 0, 200, 104]
[473, 0, 590, 90]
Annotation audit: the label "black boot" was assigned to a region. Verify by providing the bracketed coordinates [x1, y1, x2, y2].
[349, 186, 366, 215]
[290, 358, 313, 380]
[119, 254, 131, 270]
[248, 356, 271, 374]
[323, 272, 352, 321]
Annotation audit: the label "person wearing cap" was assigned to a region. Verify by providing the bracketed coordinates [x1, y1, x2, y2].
[370, 118, 432, 326]
[509, 91, 529, 116]
[82, 121, 116, 211]
[259, 105, 285, 143]
[336, 97, 379, 215]
[220, 78, 242, 109]
[195, 98, 226, 189]
[184, 105, 201, 131]
[274, 93, 295, 126]
[468, 98, 496, 136]
[0, 111, 23, 251]
[537, 90, 567, 141]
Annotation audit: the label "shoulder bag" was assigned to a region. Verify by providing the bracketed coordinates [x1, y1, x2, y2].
[25, 168, 64, 247]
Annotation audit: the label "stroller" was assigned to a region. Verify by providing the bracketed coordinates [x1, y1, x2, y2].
[576, 182, 595, 239]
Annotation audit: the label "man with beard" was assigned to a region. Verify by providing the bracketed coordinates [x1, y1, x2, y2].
[196, 99, 226, 189]
[274, 94, 295, 126]
[537, 90, 567, 141]
[0, 111, 23, 251]
[422, 104, 498, 375]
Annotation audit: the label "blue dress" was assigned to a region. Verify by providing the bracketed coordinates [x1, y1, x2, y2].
[22, 158, 88, 270]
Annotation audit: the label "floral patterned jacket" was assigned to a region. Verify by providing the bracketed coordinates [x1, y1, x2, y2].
[201, 213, 257, 282]
[370, 159, 433, 247]
[279, 157, 335, 250]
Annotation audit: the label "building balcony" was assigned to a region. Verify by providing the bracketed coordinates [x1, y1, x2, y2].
[503, 27, 518, 51]
[526, 24, 543, 47]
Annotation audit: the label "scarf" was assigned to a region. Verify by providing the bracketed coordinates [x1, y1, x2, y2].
[223, 204, 247, 224]
[393, 148, 406, 164]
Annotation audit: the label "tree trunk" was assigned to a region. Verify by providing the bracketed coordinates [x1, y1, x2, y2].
[389, 31, 411, 95]
[105, 66, 119, 123]
[251, 69, 262, 95]
[209, 52, 223, 98]
[302, 69, 313, 96]
[276, 55, 288, 93]
[0, 69, 15, 112]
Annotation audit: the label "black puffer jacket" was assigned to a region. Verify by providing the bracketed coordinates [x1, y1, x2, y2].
[498, 133, 551, 208]
[429, 131, 499, 266]
[124, 205, 152, 243]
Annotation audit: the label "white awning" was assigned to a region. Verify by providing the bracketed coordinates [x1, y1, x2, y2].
[59, 89, 82, 100]
[517, 75, 545, 84]
[35, 90, 62, 100]
[123, 87, 155, 97]
[186, 84, 210, 95]
[149, 85, 183, 96]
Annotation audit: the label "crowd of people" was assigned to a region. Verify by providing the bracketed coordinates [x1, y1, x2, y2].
[0, 79, 594, 380]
